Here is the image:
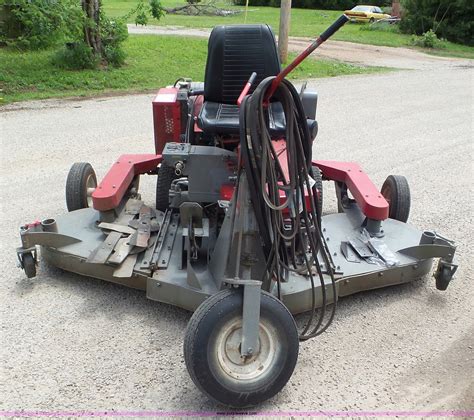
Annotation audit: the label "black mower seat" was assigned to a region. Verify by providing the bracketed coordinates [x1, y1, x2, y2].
[199, 102, 286, 136]
[198, 25, 286, 137]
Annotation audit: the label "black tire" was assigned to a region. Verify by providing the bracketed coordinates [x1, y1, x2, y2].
[435, 267, 452, 291]
[369, 17, 375, 23]
[23, 253, 36, 278]
[312, 165, 323, 219]
[184, 289, 299, 407]
[66, 162, 97, 212]
[381, 175, 411, 223]
[336, 182, 349, 213]
[156, 163, 177, 211]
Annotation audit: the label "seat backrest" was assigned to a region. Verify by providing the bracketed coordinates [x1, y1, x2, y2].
[204, 25, 281, 104]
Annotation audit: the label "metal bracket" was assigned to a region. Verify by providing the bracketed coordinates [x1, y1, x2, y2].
[400, 231, 458, 288]
[225, 278, 262, 358]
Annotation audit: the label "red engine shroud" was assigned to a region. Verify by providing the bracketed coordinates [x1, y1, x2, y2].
[152, 88, 181, 154]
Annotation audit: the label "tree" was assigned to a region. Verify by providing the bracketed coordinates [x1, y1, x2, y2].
[400, 0, 474, 46]
[82, 0, 102, 56]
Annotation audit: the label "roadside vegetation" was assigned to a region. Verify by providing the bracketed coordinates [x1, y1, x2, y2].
[0, 35, 385, 104]
[1, 0, 472, 105]
[103, 0, 474, 58]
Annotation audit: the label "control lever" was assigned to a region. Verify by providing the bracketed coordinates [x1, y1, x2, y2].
[237, 72, 258, 106]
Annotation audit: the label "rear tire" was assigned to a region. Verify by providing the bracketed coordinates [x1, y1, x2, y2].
[156, 163, 177, 211]
[381, 175, 411, 223]
[184, 289, 299, 407]
[65, 162, 97, 212]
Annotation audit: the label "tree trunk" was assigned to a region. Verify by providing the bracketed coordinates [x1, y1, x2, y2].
[82, 0, 102, 56]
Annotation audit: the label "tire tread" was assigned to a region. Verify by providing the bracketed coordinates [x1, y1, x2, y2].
[382, 174, 411, 222]
[156, 164, 177, 211]
[184, 289, 298, 407]
[65, 162, 96, 212]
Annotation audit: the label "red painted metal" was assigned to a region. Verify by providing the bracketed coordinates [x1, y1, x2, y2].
[313, 160, 389, 220]
[152, 88, 181, 154]
[266, 38, 323, 101]
[265, 15, 348, 101]
[237, 72, 257, 106]
[273, 140, 317, 213]
[25, 220, 41, 229]
[237, 82, 252, 107]
[92, 154, 163, 211]
[220, 184, 235, 201]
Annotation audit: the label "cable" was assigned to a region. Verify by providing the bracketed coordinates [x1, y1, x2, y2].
[239, 77, 337, 340]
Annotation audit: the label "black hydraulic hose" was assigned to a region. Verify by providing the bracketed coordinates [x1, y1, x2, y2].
[239, 77, 337, 340]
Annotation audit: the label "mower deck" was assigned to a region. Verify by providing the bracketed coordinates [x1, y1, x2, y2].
[19, 195, 448, 315]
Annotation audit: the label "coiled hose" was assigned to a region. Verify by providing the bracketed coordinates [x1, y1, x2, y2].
[239, 77, 337, 340]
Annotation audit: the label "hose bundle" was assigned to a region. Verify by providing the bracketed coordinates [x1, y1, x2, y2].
[239, 77, 337, 340]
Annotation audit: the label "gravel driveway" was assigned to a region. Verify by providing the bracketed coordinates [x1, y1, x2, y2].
[127, 24, 473, 70]
[1, 62, 473, 414]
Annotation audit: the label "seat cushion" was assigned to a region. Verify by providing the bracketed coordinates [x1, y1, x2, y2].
[204, 25, 281, 104]
[198, 101, 286, 137]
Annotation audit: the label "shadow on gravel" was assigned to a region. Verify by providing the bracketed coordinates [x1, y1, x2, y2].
[15, 261, 190, 327]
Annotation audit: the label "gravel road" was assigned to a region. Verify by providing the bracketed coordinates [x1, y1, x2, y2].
[127, 24, 473, 70]
[1, 61, 473, 414]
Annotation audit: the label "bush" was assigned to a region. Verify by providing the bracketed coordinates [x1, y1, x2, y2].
[100, 16, 128, 66]
[231, 0, 391, 10]
[53, 11, 128, 69]
[100, 16, 128, 47]
[359, 22, 400, 33]
[400, 0, 474, 46]
[103, 44, 126, 67]
[2, 0, 81, 50]
[150, 0, 165, 19]
[410, 29, 445, 49]
[52, 42, 99, 69]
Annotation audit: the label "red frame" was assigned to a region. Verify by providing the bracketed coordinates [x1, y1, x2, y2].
[92, 154, 162, 211]
[314, 160, 389, 220]
[92, 148, 388, 221]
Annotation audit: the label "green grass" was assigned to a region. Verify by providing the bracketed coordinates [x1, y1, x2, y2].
[0, 35, 385, 104]
[103, 0, 474, 59]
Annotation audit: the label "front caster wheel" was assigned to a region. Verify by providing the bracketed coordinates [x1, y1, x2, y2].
[381, 175, 411, 223]
[22, 253, 37, 278]
[184, 289, 299, 407]
[435, 263, 457, 291]
[65, 162, 97, 212]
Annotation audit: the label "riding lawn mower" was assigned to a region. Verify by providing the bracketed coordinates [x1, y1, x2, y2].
[16, 16, 458, 407]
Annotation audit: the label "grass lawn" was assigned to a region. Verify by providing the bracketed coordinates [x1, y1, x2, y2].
[0, 35, 386, 104]
[103, 0, 474, 59]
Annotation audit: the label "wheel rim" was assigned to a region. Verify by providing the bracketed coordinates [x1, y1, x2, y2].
[85, 174, 97, 207]
[216, 317, 278, 382]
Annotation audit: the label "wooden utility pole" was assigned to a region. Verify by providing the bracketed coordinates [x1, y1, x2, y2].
[391, 0, 401, 17]
[278, 0, 292, 64]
